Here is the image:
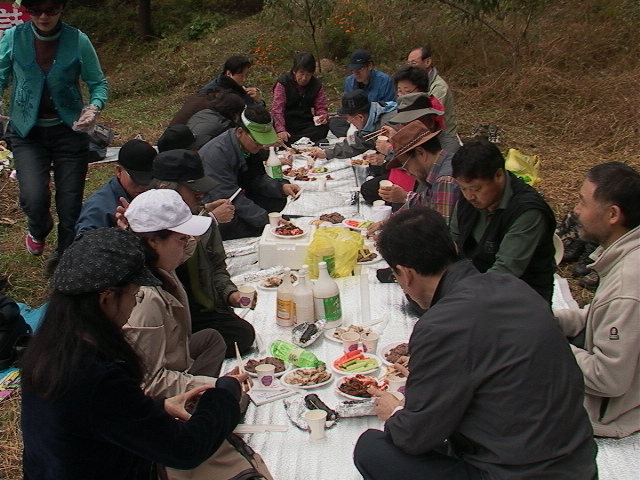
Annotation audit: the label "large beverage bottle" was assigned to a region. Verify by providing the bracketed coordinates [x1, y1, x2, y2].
[276, 267, 294, 326]
[270, 340, 324, 367]
[313, 261, 342, 327]
[265, 147, 283, 179]
[293, 268, 315, 324]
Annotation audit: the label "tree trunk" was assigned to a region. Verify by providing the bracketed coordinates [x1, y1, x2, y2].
[138, 0, 153, 42]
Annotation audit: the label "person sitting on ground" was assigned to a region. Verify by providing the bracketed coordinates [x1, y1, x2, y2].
[186, 91, 245, 144]
[449, 140, 556, 303]
[392, 65, 445, 131]
[157, 124, 210, 153]
[20, 227, 246, 479]
[309, 89, 396, 161]
[168, 88, 218, 127]
[366, 121, 459, 236]
[360, 92, 460, 205]
[271, 51, 330, 145]
[76, 139, 156, 233]
[353, 207, 597, 480]
[148, 149, 255, 355]
[407, 47, 458, 137]
[198, 55, 264, 106]
[554, 161, 640, 438]
[329, 49, 395, 137]
[124, 189, 227, 398]
[199, 106, 300, 240]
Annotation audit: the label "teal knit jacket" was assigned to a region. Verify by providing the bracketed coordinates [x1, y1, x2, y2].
[0, 21, 108, 137]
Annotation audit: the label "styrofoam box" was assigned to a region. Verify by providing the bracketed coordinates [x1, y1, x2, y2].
[258, 224, 316, 269]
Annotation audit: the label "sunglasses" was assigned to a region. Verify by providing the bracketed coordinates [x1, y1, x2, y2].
[27, 7, 63, 17]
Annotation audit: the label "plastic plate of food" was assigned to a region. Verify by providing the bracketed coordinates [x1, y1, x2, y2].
[342, 219, 374, 232]
[257, 273, 299, 291]
[271, 225, 306, 239]
[307, 166, 330, 176]
[282, 166, 308, 178]
[379, 342, 409, 366]
[331, 350, 382, 376]
[357, 247, 381, 264]
[335, 374, 388, 400]
[323, 324, 376, 344]
[244, 357, 291, 378]
[281, 366, 333, 389]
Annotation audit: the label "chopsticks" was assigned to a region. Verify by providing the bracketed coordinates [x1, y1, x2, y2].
[228, 188, 242, 203]
[362, 129, 384, 141]
[234, 342, 253, 392]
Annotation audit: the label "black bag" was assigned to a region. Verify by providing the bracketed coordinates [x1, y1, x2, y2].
[0, 293, 32, 370]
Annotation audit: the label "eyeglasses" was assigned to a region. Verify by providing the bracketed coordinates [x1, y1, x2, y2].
[27, 7, 63, 17]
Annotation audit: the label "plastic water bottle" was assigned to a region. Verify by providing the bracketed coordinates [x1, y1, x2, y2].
[266, 147, 283, 179]
[270, 340, 324, 367]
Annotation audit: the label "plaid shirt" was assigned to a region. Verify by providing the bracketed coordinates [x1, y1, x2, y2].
[401, 150, 459, 225]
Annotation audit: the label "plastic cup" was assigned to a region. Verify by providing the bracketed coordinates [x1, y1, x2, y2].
[361, 332, 380, 353]
[317, 176, 327, 191]
[387, 374, 407, 395]
[268, 212, 282, 228]
[379, 180, 393, 187]
[237, 286, 255, 308]
[341, 331, 361, 353]
[255, 364, 276, 387]
[304, 409, 327, 440]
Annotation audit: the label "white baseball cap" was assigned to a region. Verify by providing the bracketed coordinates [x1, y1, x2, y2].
[126, 189, 212, 236]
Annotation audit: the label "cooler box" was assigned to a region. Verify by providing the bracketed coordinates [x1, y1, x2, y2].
[259, 224, 316, 269]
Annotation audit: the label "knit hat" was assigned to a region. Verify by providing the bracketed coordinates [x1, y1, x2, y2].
[117, 139, 156, 185]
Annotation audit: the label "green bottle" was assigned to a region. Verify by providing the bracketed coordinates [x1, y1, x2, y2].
[270, 340, 324, 367]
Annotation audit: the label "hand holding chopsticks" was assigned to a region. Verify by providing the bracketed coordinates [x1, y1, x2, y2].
[362, 128, 385, 141]
[234, 342, 253, 393]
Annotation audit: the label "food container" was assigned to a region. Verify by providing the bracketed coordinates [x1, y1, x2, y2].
[259, 224, 317, 269]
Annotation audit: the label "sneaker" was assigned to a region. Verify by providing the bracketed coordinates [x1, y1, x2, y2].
[25, 234, 45, 256]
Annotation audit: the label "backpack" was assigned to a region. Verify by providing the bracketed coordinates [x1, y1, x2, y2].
[0, 293, 32, 370]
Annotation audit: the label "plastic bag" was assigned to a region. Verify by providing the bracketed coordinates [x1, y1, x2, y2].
[305, 227, 363, 279]
[505, 148, 541, 186]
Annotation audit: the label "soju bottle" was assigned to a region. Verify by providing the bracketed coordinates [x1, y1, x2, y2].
[270, 340, 324, 367]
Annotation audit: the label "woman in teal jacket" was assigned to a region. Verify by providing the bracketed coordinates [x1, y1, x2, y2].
[0, 0, 108, 264]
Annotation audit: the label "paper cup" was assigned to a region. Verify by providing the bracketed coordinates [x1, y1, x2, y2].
[317, 176, 327, 191]
[304, 409, 327, 440]
[341, 331, 361, 353]
[268, 212, 282, 228]
[237, 286, 255, 308]
[390, 391, 405, 402]
[313, 115, 323, 126]
[377, 135, 388, 142]
[361, 332, 380, 353]
[372, 200, 385, 207]
[387, 374, 407, 395]
[306, 156, 315, 168]
[379, 180, 393, 188]
[255, 364, 276, 387]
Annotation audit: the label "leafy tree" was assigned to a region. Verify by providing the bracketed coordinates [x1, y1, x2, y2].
[264, 0, 334, 71]
[431, 0, 548, 74]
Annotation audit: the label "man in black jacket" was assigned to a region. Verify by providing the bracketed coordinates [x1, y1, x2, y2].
[449, 140, 556, 303]
[353, 207, 597, 480]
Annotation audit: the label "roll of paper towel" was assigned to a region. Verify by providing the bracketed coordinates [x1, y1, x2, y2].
[370, 205, 392, 222]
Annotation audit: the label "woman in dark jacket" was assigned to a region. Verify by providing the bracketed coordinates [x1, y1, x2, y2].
[20, 228, 245, 480]
[271, 52, 329, 144]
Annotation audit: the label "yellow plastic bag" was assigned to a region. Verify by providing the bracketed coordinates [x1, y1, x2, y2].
[505, 148, 541, 186]
[305, 227, 363, 279]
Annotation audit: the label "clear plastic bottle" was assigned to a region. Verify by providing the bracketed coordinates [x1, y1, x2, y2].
[270, 340, 324, 367]
[293, 269, 315, 324]
[276, 267, 294, 326]
[265, 147, 283, 179]
[313, 261, 342, 327]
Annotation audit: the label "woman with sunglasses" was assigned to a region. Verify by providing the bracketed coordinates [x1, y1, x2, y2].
[0, 0, 108, 268]
[20, 228, 245, 479]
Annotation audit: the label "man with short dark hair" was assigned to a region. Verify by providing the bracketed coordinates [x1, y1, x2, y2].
[199, 106, 300, 239]
[449, 140, 556, 303]
[554, 161, 640, 438]
[198, 55, 264, 106]
[407, 47, 458, 137]
[76, 139, 156, 233]
[151, 149, 256, 356]
[353, 207, 597, 480]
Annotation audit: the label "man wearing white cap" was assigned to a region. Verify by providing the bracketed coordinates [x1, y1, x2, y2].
[123, 189, 228, 397]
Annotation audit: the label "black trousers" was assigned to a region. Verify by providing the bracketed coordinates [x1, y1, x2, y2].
[190, 307, 256, 357]
[218, 195, 287, 240]
[354, 430, 483, 480]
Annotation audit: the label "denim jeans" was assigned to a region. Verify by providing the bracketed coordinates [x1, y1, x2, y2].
[10, 124, 89, 256]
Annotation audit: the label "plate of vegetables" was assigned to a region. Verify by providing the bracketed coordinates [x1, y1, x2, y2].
[342, 218, 374, 232]
[331, 349, 381, 376]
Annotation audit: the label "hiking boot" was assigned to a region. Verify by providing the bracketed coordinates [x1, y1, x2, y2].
[579, 270, 600, 291]
[25, 234, 45, 256]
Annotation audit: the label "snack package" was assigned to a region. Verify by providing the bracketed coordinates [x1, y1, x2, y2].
[305, 227, 362, 279]
[505, 148, 541, 186]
